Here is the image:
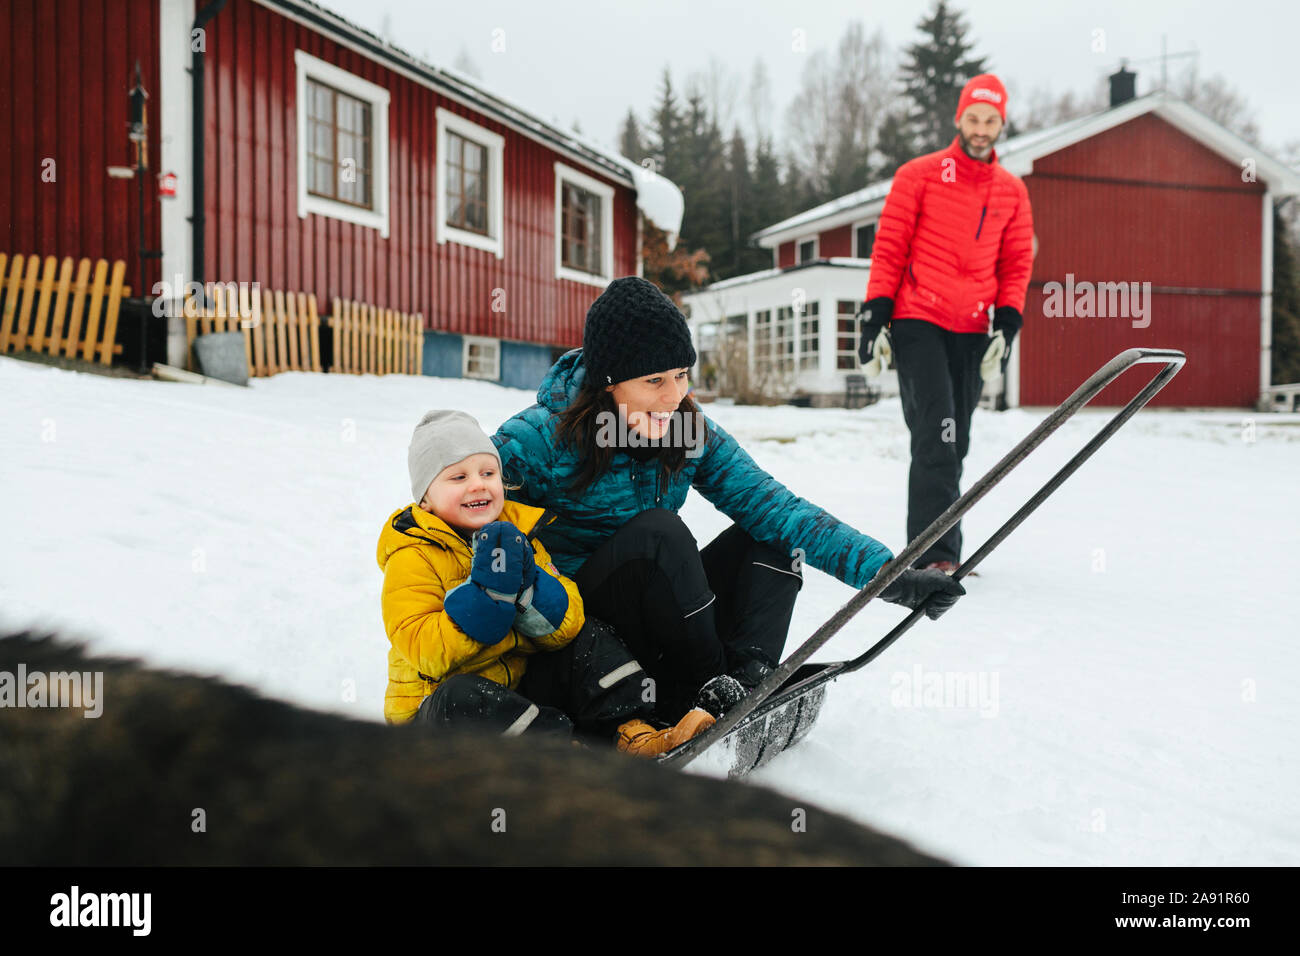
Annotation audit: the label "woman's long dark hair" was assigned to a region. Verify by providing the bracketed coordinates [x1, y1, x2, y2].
[556, 382, 709, 496]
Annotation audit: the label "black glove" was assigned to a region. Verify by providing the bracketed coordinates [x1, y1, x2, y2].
[992, 306, 1021, 356]
[878, 567, 966, 620]
[857, 296, 894, 364]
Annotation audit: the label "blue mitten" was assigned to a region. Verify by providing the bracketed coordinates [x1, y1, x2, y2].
[468, 521, 529, 599]
[444, 522, 531, 645]
[443, 581, 516, 645]
[513, 563, 570, 638]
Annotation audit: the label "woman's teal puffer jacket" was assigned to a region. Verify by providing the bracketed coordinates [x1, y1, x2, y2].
[491, 350, 894, 589]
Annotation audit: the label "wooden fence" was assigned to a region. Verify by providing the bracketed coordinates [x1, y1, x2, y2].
[183, 286, 423, 378]
[0, 254, 130, 365]
[184, 285, 323, 377]
[329, 299, 423, 375]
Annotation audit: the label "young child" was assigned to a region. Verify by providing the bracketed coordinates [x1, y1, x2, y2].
[378, 409, 724, 756]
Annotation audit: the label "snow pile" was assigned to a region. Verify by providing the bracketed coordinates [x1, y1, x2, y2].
[2, 354, 1297, 865]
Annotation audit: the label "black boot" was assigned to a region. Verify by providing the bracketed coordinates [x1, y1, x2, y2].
[728, 656, 775, 691]
[693, 674, 746, 718]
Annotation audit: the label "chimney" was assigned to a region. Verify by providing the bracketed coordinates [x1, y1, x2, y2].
[1109, 61, 1137, 107]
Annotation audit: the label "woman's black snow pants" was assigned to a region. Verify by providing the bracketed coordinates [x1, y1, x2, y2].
[572, 509, 803, 722]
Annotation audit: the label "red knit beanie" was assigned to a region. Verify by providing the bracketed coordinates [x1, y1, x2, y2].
[954, 73, 1008, 123]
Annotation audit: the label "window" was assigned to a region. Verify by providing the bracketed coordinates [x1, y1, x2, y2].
[798, 239, 817, 264]
[855, 223, 876, 259]
[295, 51, 389, 236]
[555, 162, 614, 285]
[798, 301, 820, 371]
[446, 132, 489, 235]
[561, 181, 603, 275]
[463, 336, 500, 380]
[836, 299, 860, 370]
[437, 108, 505, 257]
[774, 306, 795, 373]
[305, 79, 373, 208]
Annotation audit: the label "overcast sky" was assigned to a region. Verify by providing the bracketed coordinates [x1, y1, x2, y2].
[322, 0, 1300, 160]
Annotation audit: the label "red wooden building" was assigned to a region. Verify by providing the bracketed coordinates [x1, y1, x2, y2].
[2, 0, 682, 388]
[685, 75, 1300, 408]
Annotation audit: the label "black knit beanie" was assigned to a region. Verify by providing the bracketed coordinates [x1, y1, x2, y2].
[581, 276, 697, 386]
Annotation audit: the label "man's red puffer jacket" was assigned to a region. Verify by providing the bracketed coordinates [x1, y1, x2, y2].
[866, 135, 1034, 334]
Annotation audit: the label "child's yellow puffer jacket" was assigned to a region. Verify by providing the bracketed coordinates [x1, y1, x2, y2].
[376, 500, 584, 724]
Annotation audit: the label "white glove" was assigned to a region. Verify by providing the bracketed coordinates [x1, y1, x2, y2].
[863, 328, 893, 378]
[979, 330, 1006, 381]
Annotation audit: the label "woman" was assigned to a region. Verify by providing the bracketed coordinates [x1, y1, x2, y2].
[493, 276, 964, 721]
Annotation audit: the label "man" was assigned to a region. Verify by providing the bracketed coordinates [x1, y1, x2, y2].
[859, 73, 1035, 572]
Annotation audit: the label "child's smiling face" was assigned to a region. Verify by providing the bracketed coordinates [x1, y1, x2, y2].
[419, 453, 504, 531]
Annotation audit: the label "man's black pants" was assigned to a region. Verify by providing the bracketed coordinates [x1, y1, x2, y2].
[573, 509, 803, 722]
[891, 317, 990, 567]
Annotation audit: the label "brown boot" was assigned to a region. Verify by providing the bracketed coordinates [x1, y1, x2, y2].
[615, 708, 715, 758]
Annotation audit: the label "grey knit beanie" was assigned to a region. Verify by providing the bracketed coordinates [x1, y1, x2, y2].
[408, 410, 500, 503]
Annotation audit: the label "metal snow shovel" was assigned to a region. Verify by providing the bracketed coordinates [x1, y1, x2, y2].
[661, 347, 1187, 775]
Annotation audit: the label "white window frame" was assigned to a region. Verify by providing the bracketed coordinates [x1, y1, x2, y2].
[797, 301, 820, 371]
[462, 335, 501, 380]
[774, 306, 795, 373]
[797, 236, 819, 264]
[554, 161, 614, 286]
[850, 219, 877, 260]
[835, 299, 861, 370]
[294, 50, 390, 237]
[436, 108, 505, 258]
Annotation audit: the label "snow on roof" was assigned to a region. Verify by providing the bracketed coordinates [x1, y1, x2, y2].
[606, 156, 685, 246]
[263, 0, 683, 238]
[685, 257, 869, 294]
[753, 90, 1300, 244]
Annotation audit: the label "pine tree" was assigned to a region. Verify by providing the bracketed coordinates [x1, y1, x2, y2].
[640, 68, 711, 295]
[750, 136, 788, 247]
[898, 0, 989, 154]
[677, 88, 729, 279]
[718, 127, 769, 279]
[873, 106, 919, 177]
[648, 68, 684, 180]
[618, 109, 645, 163]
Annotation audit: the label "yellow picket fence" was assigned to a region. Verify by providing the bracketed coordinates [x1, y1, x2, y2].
[0, 253, 131, 364]
[329, 298, 424, 375]
[184, 284, 323, 377]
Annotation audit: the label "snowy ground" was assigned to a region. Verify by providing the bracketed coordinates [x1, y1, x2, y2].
[3, 353, 1298, 866]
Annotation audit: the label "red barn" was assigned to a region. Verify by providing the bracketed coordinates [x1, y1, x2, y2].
[685, 74, 1300, 408]
[2, 0, 682, 388]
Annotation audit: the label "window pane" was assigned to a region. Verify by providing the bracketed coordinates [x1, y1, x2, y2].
[464, 171, 482, 203]
[466, 200, 487, 233]
[589, 197, 602, 263]
[337, 132, 355, 167]
[313, 159, 334, 195]
[311, 83, 333, 122]
[313, 121, 333, 159]
[465, 141, 484, 173]
[856, 224, 875, 258]
[447, 195, 463, 227]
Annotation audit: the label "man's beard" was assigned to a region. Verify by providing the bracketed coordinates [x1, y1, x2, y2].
[959, 128, 997, 161]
